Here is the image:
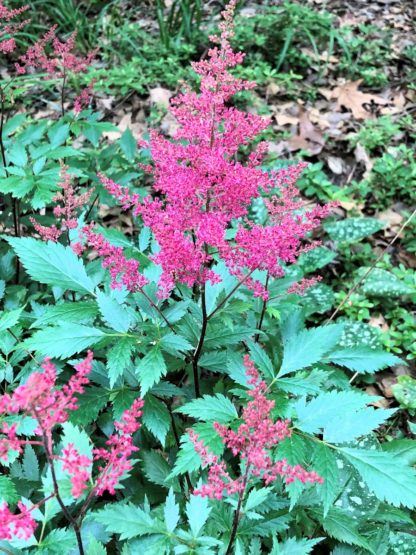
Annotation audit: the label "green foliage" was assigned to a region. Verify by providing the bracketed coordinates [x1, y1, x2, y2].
[0, 2, 414, 553]
[5, 237, 95, 294]
[392, 376, 416, 413]
[324, 218, 385, 243]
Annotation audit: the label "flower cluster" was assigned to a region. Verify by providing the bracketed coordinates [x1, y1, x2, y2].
[0, 2, 29, 55]
[78, 224, 149, 291]
[189, 356, 323, 500]
[93, 398, 144, 495]
[0, 502, 36, 541]
[99, 0, 333, 299]
[0, 352, 93, 459]
[30, 165, 94, 242]
[0, 351, 144, 540]
[15, 28, 96, 76]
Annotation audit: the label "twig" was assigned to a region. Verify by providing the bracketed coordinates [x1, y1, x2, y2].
[327, 208, 416, 325]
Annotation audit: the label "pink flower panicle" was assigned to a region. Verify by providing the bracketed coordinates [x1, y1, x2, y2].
[287, 276, 322, 296]
[60, 443, 92, 498]
[0, 3, 29, 55]
[101, 0, 334, 299]
[74, 78, 96, 114]
[0, 352, 93, 459]
[0, 349, 145, 540]
[93, 398, 144, 496]
[80, 224, 148, 292]
[0, 501, 36, 541]
[15, 28, 96, 77]
[189, 356, 323, 499]
[31, 165, 94, 243]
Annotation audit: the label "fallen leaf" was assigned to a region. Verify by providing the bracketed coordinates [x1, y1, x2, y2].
[354, 143, 374, 174]
[320, 80, 388, 120]
[287, 108, 325, 155]
[149, 87, 172, 108]
[327, 156, 344, 175]
[366, 385, 391, 408]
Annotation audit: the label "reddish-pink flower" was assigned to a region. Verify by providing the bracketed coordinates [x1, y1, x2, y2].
[100, 0, 334, 299]
[189, 355, 323, 499]
[93, 398, 144, 496]
[0, 502, 36, 541]
[0, 2, 29, 56]
[80, 224, 148, 292]
[31, 165, 94, 243]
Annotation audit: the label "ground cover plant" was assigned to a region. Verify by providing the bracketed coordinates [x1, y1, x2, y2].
[0, 0, 415, 553]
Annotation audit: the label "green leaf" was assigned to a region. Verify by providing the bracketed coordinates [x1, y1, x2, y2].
[96, 291, 132, 333]
[327, 406, 396, 443]
[142, 450, 174, 488]
[22, 444, 39, 481]
[159, 332, 193, 355]
[107, 337, 135, 388]
[359, 268, 413, 298]
[170, 423, 224, 477]
[392, 376, 416, 410]
[186, 494, 211, 537]
[327, 348, 402, 374]
[324, 218, 384, 243]
[5, 237, 95, 294]
[0, 475, 18, 503]
[298, 246, 336, 272]
[388, 532, 416, 555]
[204, 326, 255, 350]
[247, 342, 274, 379]
[271, 536, 324, 555]
[94, 503, 160, 540]
[312, 507, 374, 551]
[22, 324, 105, 358]
[69, 387, 109, 427]
[244, 487, 271, 512]
[120, 128, 137, 161]
[339, 447, 416, 508]
[87, 537, 107, 555]
[136, 346, 167, 395]
[61, 422, 93, 461]
[0, 308, 22, 331]
[312, 443, 339, 516]
[176, 394, 237, 423]
[295, 390, 389, 442]
[31, 302, 98, 327]
[143, 395, 170, 446]
[164, 489, 179, 533]
[381, 439, 416, 466]
[279, 324, 344, 377]
[38, 528, 76, 553]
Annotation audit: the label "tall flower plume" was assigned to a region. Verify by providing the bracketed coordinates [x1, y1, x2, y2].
[97, 0, 334, 299]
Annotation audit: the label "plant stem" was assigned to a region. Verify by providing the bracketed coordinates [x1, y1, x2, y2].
[255, 272, 269, 342]
[225, 465, 251, 555]
[166, 400, 192, 493]
[138, 286, 176, 332]
[191, 284, 207, 398]
[61, 70, 67, 117]
[207, 269, 254, 321]
[42, 434, 85, 555]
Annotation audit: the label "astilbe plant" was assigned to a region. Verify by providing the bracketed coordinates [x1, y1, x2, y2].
[69, 0, 334, 397]
[189, 355, 323, 554]
[0, 352, 144, 554]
